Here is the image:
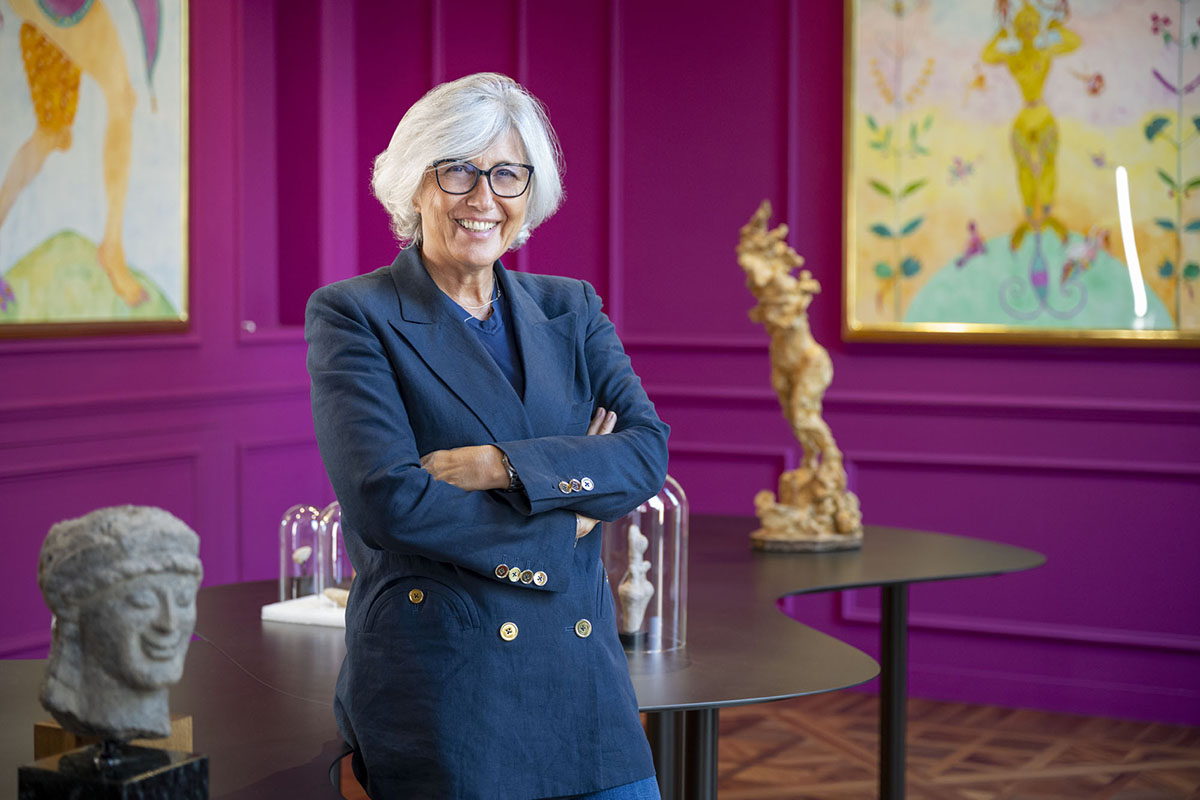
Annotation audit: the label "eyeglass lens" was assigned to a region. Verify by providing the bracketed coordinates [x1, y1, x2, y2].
[434, 162, 531, 197]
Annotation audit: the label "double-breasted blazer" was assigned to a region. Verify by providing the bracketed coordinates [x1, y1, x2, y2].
[305, 247, 670, 799]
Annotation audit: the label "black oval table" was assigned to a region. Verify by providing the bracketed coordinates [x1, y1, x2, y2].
[1, 515, 1042, 800]
[686, 515, 1045, 800]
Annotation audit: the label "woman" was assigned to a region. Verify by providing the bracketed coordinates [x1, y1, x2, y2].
[306, 73, 668, 799]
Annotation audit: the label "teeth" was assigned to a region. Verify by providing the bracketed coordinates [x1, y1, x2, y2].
[457, 219, 498, 232]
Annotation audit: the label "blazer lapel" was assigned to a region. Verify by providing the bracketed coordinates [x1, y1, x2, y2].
[497, 265, 579, 439]
[386, 249, 533, 443]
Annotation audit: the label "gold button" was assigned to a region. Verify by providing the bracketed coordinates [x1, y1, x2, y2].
[507, 566, 521, 582]
[499, 622, 519, 641]
[520, 569, 534, 584]
[581, 477, 594, 491]
[570, 478, 582, 492]
[558, 480, 572, 494]
[533, 571, 547, 586]
[408, 589, 424, 604]
[495, 564, 509, 579]
[574, 619, 592, 638]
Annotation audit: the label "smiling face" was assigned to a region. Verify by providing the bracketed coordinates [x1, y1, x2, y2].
[80, 571, 199, 691]
[414, 129, 530, 277]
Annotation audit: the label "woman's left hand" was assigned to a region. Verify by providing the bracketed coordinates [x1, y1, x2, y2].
[586, 406, 617, 436]
[419, 445, 508, 491]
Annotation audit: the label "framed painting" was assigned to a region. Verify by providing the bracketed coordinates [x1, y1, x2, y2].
[0, 0, 188, 336]
[843, 0, 1200, 345]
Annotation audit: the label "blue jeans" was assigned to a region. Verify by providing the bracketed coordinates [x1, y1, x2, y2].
[546, 776, 661, 800]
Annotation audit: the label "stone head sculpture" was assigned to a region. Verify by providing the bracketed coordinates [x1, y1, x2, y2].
[37, 506, 203, 742]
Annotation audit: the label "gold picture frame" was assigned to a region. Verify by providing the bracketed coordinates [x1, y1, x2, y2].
[0, 0, 189, 337]
[843, 0, 1200, 346]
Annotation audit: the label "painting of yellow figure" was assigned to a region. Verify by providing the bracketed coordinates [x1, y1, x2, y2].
[0, 0, 187, 335]
[844, 0, 1200, 345]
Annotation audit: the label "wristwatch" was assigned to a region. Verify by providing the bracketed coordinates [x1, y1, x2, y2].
[499, 451, 523, 492]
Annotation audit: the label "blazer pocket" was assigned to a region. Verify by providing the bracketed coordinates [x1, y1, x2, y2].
[566, 397, 595, 435]
[361, 575, 479, 634]
[596, 567, 611, 621]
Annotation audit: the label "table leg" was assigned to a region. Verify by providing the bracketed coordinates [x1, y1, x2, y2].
[646, 710, 682, 799]
[645, 708, 719, 800]
[880, 583, 908, 800]
[683, 708, 718, 800]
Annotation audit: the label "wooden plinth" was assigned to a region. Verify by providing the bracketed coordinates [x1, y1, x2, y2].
[33, 714, 193, 760]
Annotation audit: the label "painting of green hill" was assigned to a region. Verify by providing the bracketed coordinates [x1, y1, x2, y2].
[905, 232, 1171, 330]
[0, 231, 178, 324]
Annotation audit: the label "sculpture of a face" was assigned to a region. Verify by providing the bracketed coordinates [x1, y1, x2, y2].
[38, 505, 203, 742]
[80, 571, 199, 691]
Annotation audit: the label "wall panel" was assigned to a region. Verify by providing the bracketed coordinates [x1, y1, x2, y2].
[620, 0, 791, 341]
[0, 1, 329, 662]
[520, 0, 612, 291]
[843, 459, 1200, 638]
[0, 452, 199, 658]
[237, 438, 335, 584]
[2, 0, 1197, 728]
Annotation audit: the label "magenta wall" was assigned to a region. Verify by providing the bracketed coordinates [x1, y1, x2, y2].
[0, 1, 335, 660]
[3, 0, 1198, 726]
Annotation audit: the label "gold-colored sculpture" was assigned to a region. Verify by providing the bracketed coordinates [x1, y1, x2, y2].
[738, 201, 863, 551]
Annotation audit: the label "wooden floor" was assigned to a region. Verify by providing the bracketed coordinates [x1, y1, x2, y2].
[338, 693, 1200, 798]
[718, 692, 1200, 799]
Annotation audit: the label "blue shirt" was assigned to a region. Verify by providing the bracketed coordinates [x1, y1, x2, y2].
[440, 276, 525, 398]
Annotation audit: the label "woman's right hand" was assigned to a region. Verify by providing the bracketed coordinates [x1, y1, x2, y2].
[575, 513, 599, 540]
[575, 407, 617, 539]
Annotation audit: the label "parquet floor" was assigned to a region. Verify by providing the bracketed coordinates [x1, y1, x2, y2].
[338, 693, 1200, 798]
[717, 692, 1200, 799]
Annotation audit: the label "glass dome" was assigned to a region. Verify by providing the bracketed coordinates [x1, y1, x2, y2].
[319, 501, 353, 589]
[278, 504, 326, 601]
[601, 475, 688, 653]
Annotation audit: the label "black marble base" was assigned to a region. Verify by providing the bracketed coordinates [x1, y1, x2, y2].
[19, 742, 208, 799]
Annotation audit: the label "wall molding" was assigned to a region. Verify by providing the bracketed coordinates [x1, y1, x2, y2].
[1, 450, 201, 655]
[0, 448, 201, 482]
[237, 327, 305, 345]
[2, 421, 208, 454]
[667, 440, 795, 472]
[0, 333, 202, 356]
[0, 630, 51, 659]
[0, 382, 311, 424]
[430, 0, 445, 84]
[234, 435, 328, 580]
[237, 434, 322, 454]
[913, 661, 1200, 699]
[786, 0, 802, 244]
[663, 441, 1200, 482]
[846, 449, 1200, 479]
[668, 440, 793, 458]
[607, 0, 624, 331]
[839, 591, 1200, 653]
[645, 382, 1200, 424]
[626, 335, 768, 352]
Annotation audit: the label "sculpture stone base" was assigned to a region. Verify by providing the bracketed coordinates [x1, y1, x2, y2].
[750, 527, 863, 552]
[752, 490, 864, 553]
[19, 743, 208, 800]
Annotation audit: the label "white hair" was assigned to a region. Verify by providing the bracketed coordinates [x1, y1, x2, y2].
[371, 72, 564, 249]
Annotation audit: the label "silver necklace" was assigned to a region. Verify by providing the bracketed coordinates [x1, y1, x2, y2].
[460, 284, 501, 321]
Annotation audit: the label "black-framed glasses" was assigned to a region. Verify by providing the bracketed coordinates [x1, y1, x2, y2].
[431, 159, 534, 198]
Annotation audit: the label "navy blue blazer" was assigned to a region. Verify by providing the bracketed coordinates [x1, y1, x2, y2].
[305, 247, 669, 799]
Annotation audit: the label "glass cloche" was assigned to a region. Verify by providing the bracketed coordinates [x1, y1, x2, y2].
[601, 475, 688, 653]
[278, 504, 326, 601]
